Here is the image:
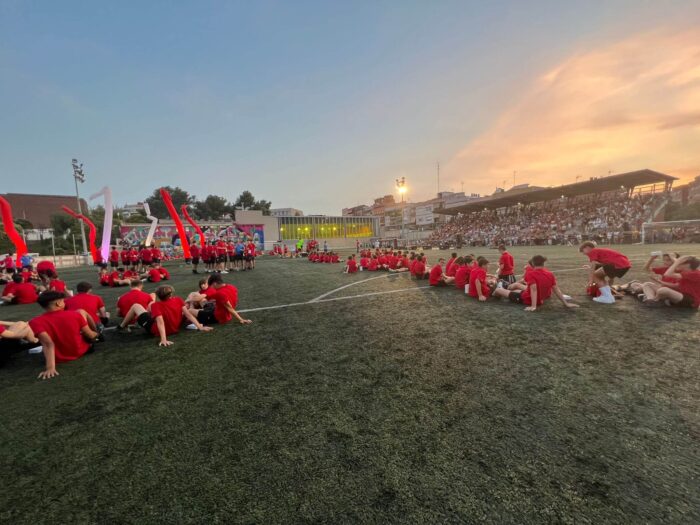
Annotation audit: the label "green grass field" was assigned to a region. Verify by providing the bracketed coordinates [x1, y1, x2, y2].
[1, 244, 698, 524]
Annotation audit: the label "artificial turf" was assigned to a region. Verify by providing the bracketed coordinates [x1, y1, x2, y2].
[1, 244, 698, 523]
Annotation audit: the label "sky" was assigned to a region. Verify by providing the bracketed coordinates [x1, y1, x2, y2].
[1, 1, 699, 215]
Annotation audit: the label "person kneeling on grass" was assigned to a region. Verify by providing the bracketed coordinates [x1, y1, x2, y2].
[118, 285, 212, 346]
[29, 291, 102, 380]
[579, 241, 631, 304]
[492, 255, 578, 311]
[192, 273, 252, 326]
[429, 258, 454, 286]
[1, 320, 40, 368]
[642, 255, 700, 309]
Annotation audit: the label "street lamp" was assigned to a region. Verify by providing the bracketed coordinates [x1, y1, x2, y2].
[71, 158, 88, 255]
[395, 176, 407, 203]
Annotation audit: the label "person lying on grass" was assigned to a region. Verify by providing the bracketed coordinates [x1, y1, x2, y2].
[429, 258, 455, 287]
[185, 278, 217, 310]
[492, 255, 579, 311]
[0, 319, 39, 368]
[118, 284, 212, 346]
[29, 291, 102, 380]
[642, 255, 700, 309]
[579, 241, 631, 305]
[191, 273, 252, 326]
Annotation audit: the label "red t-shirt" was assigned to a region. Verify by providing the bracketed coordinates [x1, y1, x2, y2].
[117, 289, 153, 317]
[2, 282, 17, 297]
[29, 310, 90, 363]
[429, 265, 443, 286]
[368, 259, 378, 271]
[13, 282, 38, 304]
[140, 249, 153, 263]
[36, 260, 56, 274]
[214, 285, 239, 324]
[109, 250, 120, 262]
[190, 245, 200, 258]
[120, 250, 129, 263]
[499, 252, 514, 275]
[3, 256, 14, 269]
[148, 268, 162, 282]
[151, 248, 161, 260]
[65, 293, 105, 323]
[21, 270, 32, 283]
[468, 267, 489, 298]
[455, 265, 470, 289]
[159, 268, 170, 280]
[109, 271, 121, 286]
[360, 257, 369, 268]
[652, 266, 679, 284]
[587, 248, 631, 269]
[128, 249, 139, 263]
[347, 260, 358, 273]
[149, 297, 186, 336]
[521, 268, 557, 306]
[445, 258, 456, 275]
[49, 279, 67, 292]
[678, 270, 700, 308]
[201, 286, 217, 299]
[413, 261, 426, 276]
[0, 324, 5, 336]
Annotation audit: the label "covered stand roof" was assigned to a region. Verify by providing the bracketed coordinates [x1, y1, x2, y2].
[435, 169, 677, 215]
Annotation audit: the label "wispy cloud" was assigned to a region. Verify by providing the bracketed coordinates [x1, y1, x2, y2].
[447, 28, 700, 193]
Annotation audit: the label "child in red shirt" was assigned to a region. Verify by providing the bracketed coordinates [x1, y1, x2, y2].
[429, 258, 454, 286]
[497, 245, 515, 284]
[345, 255, 358, 274]
[493, 255, 578, 311]
[29, 291, 100, 380]
[468, 257, 492, 301]
[65, 281, 108, 326]
[579, 241, 631, 304]
[193, 273, 252, 326]
[642, 255, 700, 309]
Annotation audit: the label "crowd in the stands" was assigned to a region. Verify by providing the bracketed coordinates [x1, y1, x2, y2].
[428, 191, 663, 247]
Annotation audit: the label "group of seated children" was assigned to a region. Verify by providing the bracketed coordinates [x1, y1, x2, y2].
[2, 272, 252, 378]
[309, 250, 340, 264]
[98, 263, 170, 287]
[1, 259, 71, 305]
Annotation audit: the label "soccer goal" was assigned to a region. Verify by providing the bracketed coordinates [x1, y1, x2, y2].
[641, 219, 700, 244]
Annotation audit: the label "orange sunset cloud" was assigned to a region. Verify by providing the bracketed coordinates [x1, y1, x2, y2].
[448, 28, 700, 193]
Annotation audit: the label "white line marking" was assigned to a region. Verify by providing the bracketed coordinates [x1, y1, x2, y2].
[309, 273, 402, 302]
[238, 285, 429, 313]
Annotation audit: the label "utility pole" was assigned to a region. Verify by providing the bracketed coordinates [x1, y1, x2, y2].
[513, 170, 516, 188]
[71, 159, 88, 255]
[461, 181, 464, 193]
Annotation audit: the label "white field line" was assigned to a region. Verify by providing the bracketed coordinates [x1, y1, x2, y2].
[238, 285, 430, 313]
[309, 273, 403, 302]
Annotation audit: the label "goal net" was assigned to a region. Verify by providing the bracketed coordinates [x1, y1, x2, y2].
[641, 219, 700, 244]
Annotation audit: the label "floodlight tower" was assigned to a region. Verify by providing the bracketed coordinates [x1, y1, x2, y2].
[395, 176, 407, 203]
[71, 158, 88, 254]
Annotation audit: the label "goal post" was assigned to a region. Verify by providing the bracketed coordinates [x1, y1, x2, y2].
[641, 219, 700, 244]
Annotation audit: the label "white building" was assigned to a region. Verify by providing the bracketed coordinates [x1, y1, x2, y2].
[269, 208, 304, 217]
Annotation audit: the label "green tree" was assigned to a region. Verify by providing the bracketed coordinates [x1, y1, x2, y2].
[145, 186, 196, 219]
[50, 214, 80, 238]
[195, 195, 231, 220]
[234, 191, 272, 215]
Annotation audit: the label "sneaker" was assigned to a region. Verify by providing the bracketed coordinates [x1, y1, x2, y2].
[27, 346, 43, 354]
[185, 323, 198, 330]
[220, 270, 229, 274]
[593, 295, 616, 304]
[636, 294, 646, 302]
[496, 281, 504, 289]
[562, 294, 572, 301]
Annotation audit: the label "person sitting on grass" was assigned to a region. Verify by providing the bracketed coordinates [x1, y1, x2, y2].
[445, 252, 458, 276]
[109, 267, 132, 287]
[411, 254, 429, 280]
[636, 252, 680, 300]
[185, 278, 217, 309]
[44, 269, 71, 296]
[117, 284, 212, 346]
[29, 291, 102, 380]
[468, 257, 493, 301]
[1, 273, 38, 305]
[192, 273, 252, 326]
[344, 255, 358, 274]
[453, 257, 471, 293]
[579, 241, 631, 304]
[429, 258, 454, 287]
[492, 255, 579, 311]
[65, 281, 109, 329]
[642, 255, 700, 309]
[1, 320, 40, 368]
[116, 280, 155, 322]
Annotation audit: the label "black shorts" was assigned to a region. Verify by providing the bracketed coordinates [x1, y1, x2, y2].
[196, 303, 217, 325]
[192, 257, 200, 264]
[152, 258, 161, 264]
[501, 274, 516, 284]
[672, 294, 696, 308]
[217, 255, 227, 264]
[244, 255, 252, 262]
[597, 264, 629, 279]
[136, 312, 155, 333]
[508, 291, 524, 304]
[234, 254, 244, 261]
[110, 261, 119, 268]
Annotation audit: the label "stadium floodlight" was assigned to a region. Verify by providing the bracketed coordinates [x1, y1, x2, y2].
[71, 158, 88, 255]
[395, 177, 407, 203]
